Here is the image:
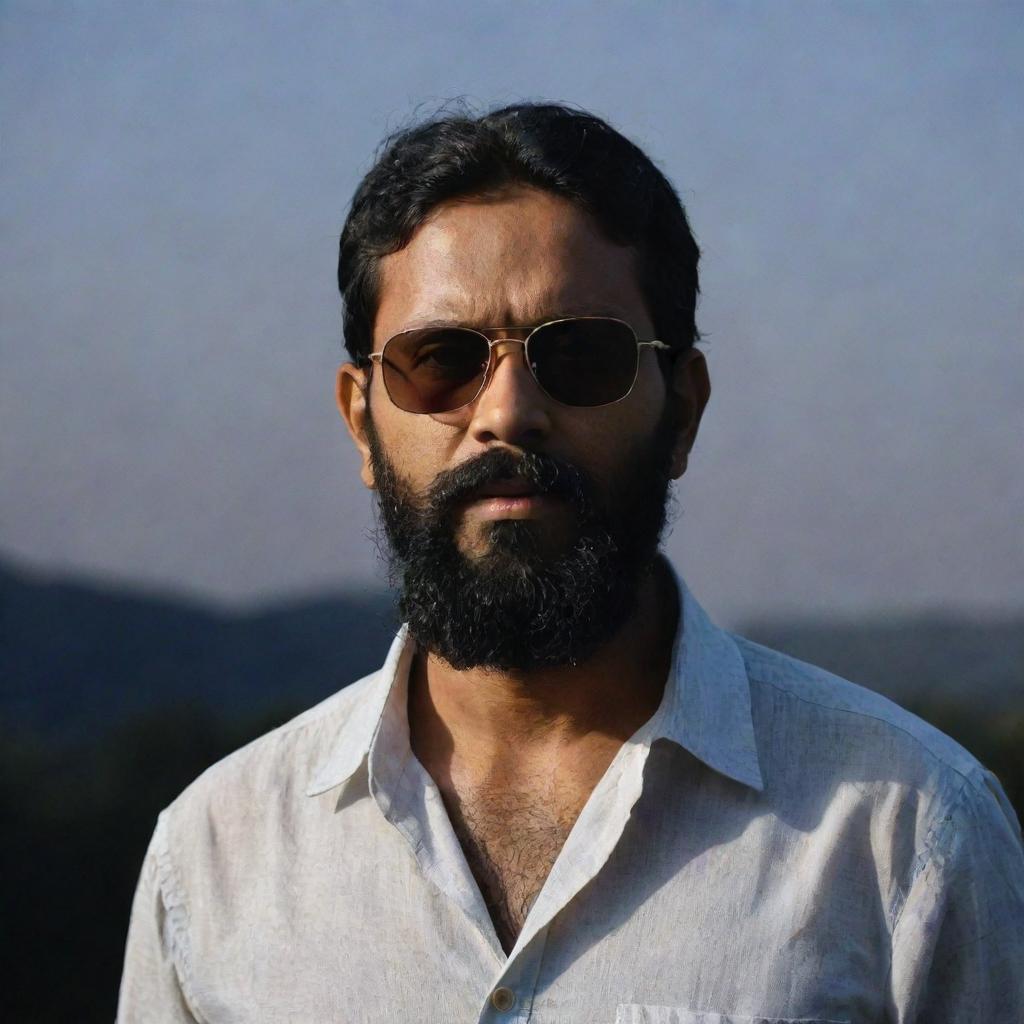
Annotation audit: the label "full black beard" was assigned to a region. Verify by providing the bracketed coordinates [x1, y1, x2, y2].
[365, 407, 678, 672]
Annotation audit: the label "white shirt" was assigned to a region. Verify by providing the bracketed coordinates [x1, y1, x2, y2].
[117, 569, 1024, 1023]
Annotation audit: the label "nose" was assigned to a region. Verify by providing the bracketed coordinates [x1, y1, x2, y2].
[467, 339, 552, 447]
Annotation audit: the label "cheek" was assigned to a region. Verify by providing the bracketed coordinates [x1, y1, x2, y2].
[633, 354, 669, 408]
[391, 434, 442, 491]
[371, 404, 459, 492]
[566, 369, 668, 471]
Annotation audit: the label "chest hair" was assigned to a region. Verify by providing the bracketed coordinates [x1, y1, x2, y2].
[442, 781, 586, 952]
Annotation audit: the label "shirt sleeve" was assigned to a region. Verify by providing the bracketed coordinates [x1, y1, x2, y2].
[888, 768, 1024, 1023]
[116, 817, 201, 1023]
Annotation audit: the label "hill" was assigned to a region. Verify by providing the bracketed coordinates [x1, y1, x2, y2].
[3, 556, 1021, 737]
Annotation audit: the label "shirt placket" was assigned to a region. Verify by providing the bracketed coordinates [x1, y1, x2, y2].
[367, 643, 667, 1023]
[373, 730, 555, 1020]
[477, 926, 549, 1023]
[474, 727, 661, 1023]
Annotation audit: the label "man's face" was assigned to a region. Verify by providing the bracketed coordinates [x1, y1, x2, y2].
[337, 187, 708, 669]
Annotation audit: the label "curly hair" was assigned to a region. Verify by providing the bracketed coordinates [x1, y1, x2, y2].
[337, 102, 701, 363]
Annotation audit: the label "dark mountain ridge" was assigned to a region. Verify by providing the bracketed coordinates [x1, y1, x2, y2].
[3, 556, 1021, 740]
[0, 558, 397, 739]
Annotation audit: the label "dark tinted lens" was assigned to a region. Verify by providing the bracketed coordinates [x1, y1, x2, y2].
[529, 318, 638, 406]
[382, 328, 490, 413]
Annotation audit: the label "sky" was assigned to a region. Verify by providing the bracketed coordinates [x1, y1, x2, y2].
[2, 1, 1022, 626]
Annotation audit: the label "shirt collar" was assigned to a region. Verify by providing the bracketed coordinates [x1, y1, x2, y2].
[654, 564, 764, 791]
[305, 625, 413, 797]
[306, 564, 763, 797]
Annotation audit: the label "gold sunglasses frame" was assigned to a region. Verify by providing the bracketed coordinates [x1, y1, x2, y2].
[364, 315, 671, 414]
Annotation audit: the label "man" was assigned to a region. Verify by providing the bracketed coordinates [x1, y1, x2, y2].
[117, 104, 1023, 1022]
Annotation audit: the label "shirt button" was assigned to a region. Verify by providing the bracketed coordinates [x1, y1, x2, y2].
[490, 986, 516, 1012]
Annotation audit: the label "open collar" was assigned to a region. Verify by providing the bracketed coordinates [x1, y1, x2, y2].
[653, 565, 764, 791]
[304, 624, 413, 797]
[306, 566, 763, 797]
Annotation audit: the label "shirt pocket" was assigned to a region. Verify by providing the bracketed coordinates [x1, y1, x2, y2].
[615, 1008, 848, 1024]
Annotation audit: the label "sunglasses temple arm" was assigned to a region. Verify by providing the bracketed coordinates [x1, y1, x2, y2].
[364, 351, 415, 386]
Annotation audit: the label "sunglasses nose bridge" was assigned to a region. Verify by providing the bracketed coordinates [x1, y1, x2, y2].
[481, 336, 531, 377]
[474, 336, 543, 402]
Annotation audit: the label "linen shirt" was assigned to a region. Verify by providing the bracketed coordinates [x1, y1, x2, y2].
[117, 569, 1024, 1024]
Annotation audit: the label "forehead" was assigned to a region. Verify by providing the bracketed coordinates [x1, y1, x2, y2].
[373, 188, 652, 340]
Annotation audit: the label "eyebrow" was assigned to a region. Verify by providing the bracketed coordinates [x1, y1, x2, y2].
[398, 305, 636, 332]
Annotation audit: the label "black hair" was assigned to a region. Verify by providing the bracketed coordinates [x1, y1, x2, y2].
[337, 101, 700, 363]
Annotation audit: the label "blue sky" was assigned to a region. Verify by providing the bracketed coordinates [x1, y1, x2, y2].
[2, 1, 1022, 624]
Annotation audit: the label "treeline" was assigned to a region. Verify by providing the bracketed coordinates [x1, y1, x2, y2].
[5, 698, 1022, 1023]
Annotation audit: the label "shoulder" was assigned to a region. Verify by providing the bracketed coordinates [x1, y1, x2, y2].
[731, 633, 1018, 832]
[157, 667, 381, 840]
[133, 667, 388, 993]
[730, 633, 1022, 919]
[736, 633, 980, 777]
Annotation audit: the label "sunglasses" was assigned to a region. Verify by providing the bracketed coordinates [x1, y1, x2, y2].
[364, 316, 672, 414]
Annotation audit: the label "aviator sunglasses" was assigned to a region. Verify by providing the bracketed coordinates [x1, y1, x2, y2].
[364, 316, 672, 414]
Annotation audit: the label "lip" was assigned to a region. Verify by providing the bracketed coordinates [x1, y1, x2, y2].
[469, 492, 555, 520]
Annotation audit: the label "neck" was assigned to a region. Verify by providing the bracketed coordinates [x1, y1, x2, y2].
[407, 558, 679, 778]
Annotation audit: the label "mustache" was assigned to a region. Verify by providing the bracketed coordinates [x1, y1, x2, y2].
[425, 448, 590, 513]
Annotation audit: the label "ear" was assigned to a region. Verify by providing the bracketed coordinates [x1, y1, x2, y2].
[335, 362, 376, 489]
[666, 348, 710, 479]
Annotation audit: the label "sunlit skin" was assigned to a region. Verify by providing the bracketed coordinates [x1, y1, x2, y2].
[336, 187, 710, 868]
